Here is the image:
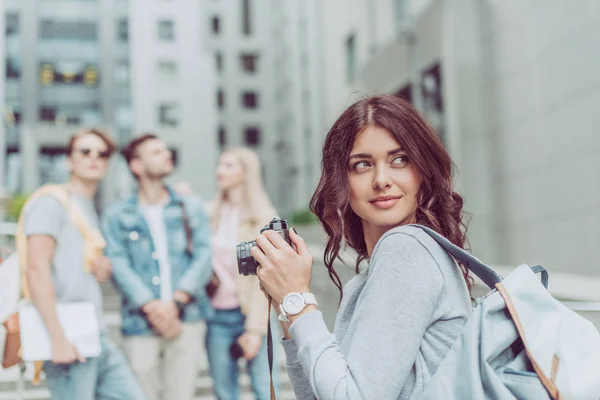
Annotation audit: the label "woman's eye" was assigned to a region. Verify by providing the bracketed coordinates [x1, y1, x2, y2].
[392, 155, 408, 166]
[352, 161, 371, 171]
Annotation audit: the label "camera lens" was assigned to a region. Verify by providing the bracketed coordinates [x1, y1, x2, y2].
[236, 240, 258, 276]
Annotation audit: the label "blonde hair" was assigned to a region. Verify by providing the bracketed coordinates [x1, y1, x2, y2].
[211, 147, 275, 231]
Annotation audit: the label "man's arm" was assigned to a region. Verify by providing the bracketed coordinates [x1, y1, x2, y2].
[176, 199, 212, 300]
[24, 197, 85, 364]
[101, 209, 154, 309]
[26, 236, 84, 364]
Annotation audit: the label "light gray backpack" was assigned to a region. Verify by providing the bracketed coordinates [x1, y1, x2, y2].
[413, 226, 600, 400]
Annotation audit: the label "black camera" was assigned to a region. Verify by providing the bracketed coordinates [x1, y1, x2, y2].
[236, 217, 291, 276]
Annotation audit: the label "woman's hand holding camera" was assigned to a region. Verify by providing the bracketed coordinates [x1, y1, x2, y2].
[251, 228, 313, 307]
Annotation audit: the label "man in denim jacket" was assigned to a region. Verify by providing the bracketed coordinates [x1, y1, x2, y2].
[102, 134, 213, 400]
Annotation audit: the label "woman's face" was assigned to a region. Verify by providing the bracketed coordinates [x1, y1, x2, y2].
[216, 152, 245, 192]
[347, 125, 422, 234]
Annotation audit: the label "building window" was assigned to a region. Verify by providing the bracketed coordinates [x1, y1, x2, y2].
[158, 60, 177, 78]
[244, 126, 260, 146]
[242, 91, 258, 109]
[394, 0, 409, 32]
[211, 16, 221, 35]
[217, 89, 225, 110]
[242, 0, 252, 36]
[39, 106, 57, 122]
[6, 58, 21, 79]
[346, 34, 356, 84]
[218, 126, 227, 147]
[117, 18, 128, 41]
[158, 103, 179, 127]
[215, 51, 223, 73]
[157, 20, 175, 41]
[39, 20, 97, 41]
[240, 54, 257, 73]
[6, 13, 19, 37]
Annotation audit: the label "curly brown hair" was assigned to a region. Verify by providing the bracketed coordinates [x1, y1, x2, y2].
[310, 95, 471, 301]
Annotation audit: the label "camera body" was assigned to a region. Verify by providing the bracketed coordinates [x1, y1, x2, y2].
[236, 217, 291, 276]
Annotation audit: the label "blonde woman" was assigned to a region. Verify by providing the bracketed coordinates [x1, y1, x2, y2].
[205, 147, 278, 400]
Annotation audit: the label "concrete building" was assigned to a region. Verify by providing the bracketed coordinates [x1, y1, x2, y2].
[1, 0, 216, 207]
[204, 0, 323, 215]
[269, 0, 323, 213]
[318, 0, 600, 278]
[204, 0, 277, 203]
[129, 0, 217, 200]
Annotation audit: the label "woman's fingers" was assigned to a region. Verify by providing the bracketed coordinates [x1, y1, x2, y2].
[255, 233, 279, 258]
[263, 230, 293, 250]
[289, 228, 309, 257]
[250, 245, 271, 270]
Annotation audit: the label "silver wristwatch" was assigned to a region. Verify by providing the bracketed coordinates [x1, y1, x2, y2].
[278, 292, 318, 322]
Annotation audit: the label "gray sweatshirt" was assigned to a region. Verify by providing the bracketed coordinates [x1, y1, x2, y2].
[281, 225, 472, 400]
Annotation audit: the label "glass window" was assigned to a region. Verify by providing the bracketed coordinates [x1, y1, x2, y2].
[218, 126, 226, 147]
[346, 34, 356, 84]
[6, 13, 19, 37]
[217, 89, 225, 110]
[158, 60, 177, 78]
[242, 91, 258, 109]
[117, 18, 128, 41]
[157, 20, 175, 41]
[242, 0, 252, 36]
[240, 54, 258, 73]
[215, 51, 223, 73]
[158, 103, 179, 127]
[211, 16, 221, 35]
[244, 126, 260, 146]
[39, 20, 97, 41]
[6, 58, 21, 79]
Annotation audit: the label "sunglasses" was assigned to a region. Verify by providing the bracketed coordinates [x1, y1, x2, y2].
[75, 148, 112, 159]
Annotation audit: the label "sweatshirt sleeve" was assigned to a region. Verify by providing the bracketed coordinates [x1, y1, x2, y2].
[288, 232, 444, 400]
[281, 337, 316, 400]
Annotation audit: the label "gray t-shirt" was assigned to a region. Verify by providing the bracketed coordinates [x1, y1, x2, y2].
[282, 225, 472, 400]
[23, 194, 105, 330]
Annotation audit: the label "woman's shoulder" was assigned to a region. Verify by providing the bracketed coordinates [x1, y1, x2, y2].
[371, 225, 460, 281]
[372, 225, 443, 258]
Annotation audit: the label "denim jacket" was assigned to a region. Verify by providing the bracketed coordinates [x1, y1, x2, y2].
[101, 186, 214, 336]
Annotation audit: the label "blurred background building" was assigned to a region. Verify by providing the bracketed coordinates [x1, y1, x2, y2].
[1, 0, 217, 207]
[321, 0, 600, 277]
[2, 0, 600, 277]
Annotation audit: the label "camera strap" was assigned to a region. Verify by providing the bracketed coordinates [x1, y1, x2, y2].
[267, 296, 276, 400]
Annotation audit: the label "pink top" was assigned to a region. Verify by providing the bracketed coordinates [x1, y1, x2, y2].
[210, 204, 241, 309]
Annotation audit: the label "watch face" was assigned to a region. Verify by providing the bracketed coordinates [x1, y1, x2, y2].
[282, 293, 305, 315]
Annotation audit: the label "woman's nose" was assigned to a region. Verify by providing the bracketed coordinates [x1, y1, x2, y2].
[372, 165, 392, 190]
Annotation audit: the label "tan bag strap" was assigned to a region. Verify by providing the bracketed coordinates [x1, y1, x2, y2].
[496, 283, 563, 400]
[17, 184, 105, 298]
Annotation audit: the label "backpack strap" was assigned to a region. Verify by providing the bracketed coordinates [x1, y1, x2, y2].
[408, 224, 503, 289]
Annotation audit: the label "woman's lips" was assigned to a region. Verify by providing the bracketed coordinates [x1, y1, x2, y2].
[369, 196, 401, 209]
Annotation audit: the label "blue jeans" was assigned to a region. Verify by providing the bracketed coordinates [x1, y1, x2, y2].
[43, 334, 146, 400]
[206, 308, 278, 400]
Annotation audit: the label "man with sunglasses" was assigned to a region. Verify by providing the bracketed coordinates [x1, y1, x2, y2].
[23, 128, 146, 399]
[102, 134, 213, 400]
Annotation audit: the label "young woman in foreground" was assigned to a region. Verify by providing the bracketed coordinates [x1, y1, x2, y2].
[251, 95, 472, 399]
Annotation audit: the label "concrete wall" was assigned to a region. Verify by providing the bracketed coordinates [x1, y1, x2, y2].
[484, 0, 600, 276]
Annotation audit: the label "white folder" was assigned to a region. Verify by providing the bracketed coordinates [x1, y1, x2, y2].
[18, 302, 101, 361]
